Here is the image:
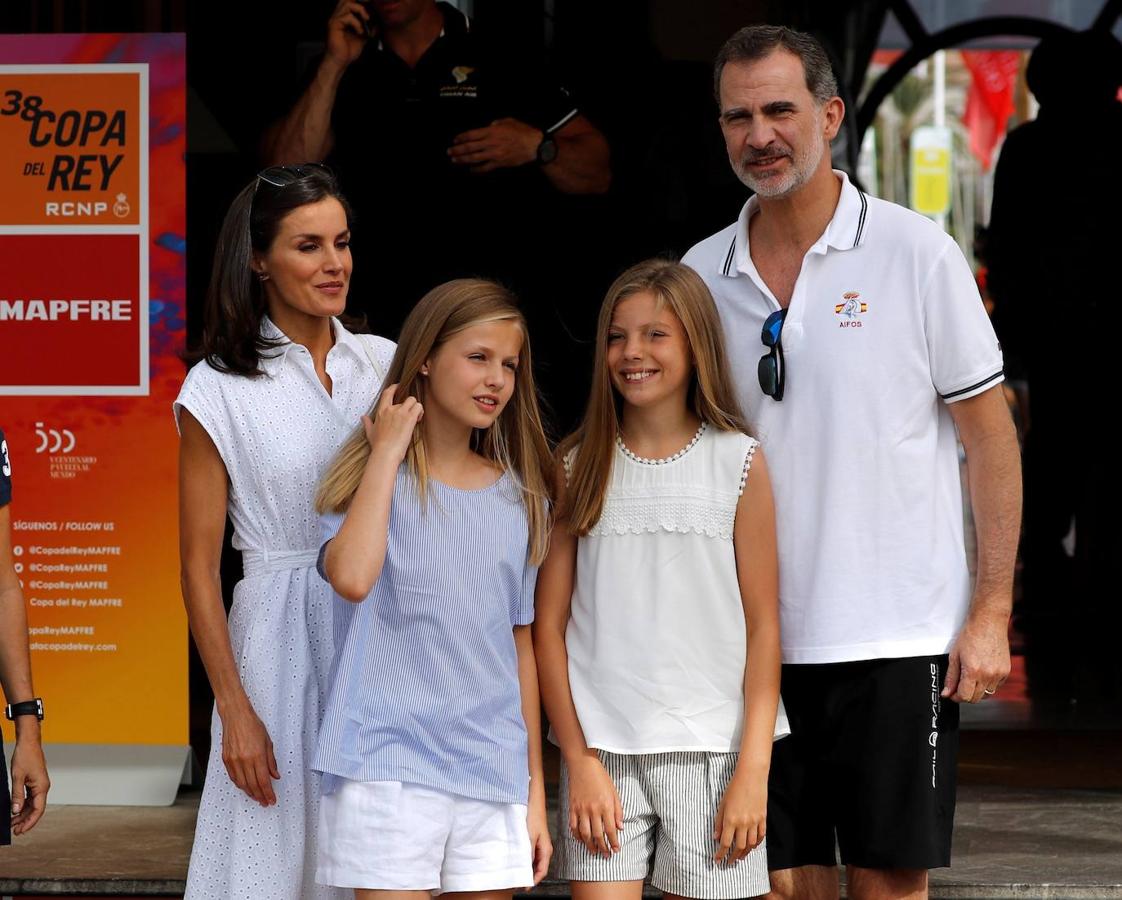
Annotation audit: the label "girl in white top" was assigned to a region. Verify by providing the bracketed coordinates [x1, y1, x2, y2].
[535, 259, 787, 900]
[176, 165, 393, 900]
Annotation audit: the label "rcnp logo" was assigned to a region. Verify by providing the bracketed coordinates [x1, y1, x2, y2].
[35, 422, 76, 454]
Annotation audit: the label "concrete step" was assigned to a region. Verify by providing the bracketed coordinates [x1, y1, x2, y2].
[1, 785, 1119, 897]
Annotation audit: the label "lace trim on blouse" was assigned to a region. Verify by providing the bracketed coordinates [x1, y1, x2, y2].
[582, 435, 760, 539]
[739, 439, 758, 497]
[589, 493, 737, 538]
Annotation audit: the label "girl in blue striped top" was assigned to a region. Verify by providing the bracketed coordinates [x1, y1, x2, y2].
[311, 279, 554, 897]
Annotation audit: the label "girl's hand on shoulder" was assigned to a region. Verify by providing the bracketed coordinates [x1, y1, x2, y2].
[567, 752, 623, 859]
[526, 792, 553, 886]
[219, 699, 280, 807]
[713, 768, 766, 864]
[363, 383, 423, 466]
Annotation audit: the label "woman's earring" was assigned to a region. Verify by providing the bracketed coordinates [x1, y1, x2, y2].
[257, 271, 269, 282]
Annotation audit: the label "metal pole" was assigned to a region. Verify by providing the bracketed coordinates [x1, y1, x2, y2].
[934, 49, 946, 231]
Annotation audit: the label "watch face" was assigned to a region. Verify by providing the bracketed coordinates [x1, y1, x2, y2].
[538, 137, 558, 164]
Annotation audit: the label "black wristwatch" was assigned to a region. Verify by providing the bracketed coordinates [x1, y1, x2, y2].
[536, 131, 558, 165]
[4, 698, 44, 721]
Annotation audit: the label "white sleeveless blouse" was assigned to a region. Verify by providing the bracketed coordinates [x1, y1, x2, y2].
[564, 424, 789, 754]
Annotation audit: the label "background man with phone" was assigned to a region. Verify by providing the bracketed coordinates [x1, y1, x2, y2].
[264, 0, 611, 351]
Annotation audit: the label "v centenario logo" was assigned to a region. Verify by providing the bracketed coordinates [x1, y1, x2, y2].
[34, 422, 98, 480]
[35, 421, 75, 454]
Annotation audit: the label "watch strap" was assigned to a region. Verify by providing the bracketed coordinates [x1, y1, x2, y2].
[536, 133, 558, 165]
[4, 698, 44, 720]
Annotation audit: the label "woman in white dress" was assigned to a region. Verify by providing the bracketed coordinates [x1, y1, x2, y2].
[175, 165, 394, 899]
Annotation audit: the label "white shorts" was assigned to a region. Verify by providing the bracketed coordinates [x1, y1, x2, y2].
[316, 778, 534, 893]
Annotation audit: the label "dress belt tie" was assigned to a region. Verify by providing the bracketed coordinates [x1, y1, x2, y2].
[241, 548, 321, 578]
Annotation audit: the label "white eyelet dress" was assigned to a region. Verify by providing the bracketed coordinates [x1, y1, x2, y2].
[173, 318, 394, 900]
[564, 423, 790, 754]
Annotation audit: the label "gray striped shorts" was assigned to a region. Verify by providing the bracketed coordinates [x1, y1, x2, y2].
[556, 750, 770, 899]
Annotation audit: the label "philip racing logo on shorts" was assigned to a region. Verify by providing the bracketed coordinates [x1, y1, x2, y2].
[929, 663, 940, 788]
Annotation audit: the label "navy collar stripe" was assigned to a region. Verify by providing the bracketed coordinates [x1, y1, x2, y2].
[722, 236, 736, 276]
[854, 190, 868, 248]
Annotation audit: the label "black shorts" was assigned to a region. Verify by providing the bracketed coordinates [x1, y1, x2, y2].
[1, 735, 10, 846]
[767, 654, 959, 871]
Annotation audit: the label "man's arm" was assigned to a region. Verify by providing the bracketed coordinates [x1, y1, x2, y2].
[447, 114, 611, 194]
[545, 115, 612, 194]
[942, 385, 1022, 703]
[0, 504, 50, 835]
[260, 0, 372, 165]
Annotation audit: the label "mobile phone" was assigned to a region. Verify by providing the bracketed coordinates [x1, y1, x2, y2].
[358, 0, 377, 38]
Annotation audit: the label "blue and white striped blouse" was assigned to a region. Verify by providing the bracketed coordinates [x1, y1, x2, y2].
[313, 466, 537, 805]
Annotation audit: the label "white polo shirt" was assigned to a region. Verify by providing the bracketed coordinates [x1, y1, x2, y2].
[683, 172, 1004, 664]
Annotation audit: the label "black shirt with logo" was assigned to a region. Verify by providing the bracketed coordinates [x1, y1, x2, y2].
[0, 427, 11, 508]
[322, 3, 579, 335]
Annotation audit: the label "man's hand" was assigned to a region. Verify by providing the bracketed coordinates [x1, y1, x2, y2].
[326, 0, 373, 71]
[449, 118, 542, 173]
[942, 604, 1011, 703]
[10, 732, 49, 835]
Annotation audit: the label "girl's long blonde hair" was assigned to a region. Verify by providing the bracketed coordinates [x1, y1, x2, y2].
[561, 259, 750, 536]
[315, 279, 553, 564]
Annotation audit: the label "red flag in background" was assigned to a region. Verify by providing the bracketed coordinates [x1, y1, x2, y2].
[961, 50, 1020, 170]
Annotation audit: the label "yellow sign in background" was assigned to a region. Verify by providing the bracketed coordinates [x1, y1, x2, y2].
[910, 125, 952, 217]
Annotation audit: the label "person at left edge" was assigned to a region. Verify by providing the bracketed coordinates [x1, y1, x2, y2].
[0, 427, 50, 847]
[261, 0, 611, 338]
[175, 165, 394, 899]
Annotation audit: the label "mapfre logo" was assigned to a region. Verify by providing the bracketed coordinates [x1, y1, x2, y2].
[835, 290, 867, 328]
[35, 421, 76, 454]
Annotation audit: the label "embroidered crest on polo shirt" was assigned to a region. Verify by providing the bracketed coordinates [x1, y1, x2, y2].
[835, 291, 867, 328]
[441, 66, 478, 98]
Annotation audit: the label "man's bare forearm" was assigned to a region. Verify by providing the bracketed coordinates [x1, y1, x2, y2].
[958, 390, 1022, 618]
[966, 429, 1022, 618]
[261, 58, 347, 165]
[0, 581, 34, 705]
[543, 129, 611, 195]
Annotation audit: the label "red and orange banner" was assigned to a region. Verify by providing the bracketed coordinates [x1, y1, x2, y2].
[0, 35, 186, 753]
[961, 50, 1020, 171]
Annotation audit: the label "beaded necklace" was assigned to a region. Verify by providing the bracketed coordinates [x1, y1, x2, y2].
[616, 421, 707, 466]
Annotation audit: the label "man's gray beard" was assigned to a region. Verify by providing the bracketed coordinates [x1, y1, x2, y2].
[734, 135, 824, 199]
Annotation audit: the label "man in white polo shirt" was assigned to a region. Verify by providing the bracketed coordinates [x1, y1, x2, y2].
[682, 25, 1022, 900]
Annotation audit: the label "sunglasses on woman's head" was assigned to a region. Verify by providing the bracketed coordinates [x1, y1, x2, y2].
[254, 162, 334, 190]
